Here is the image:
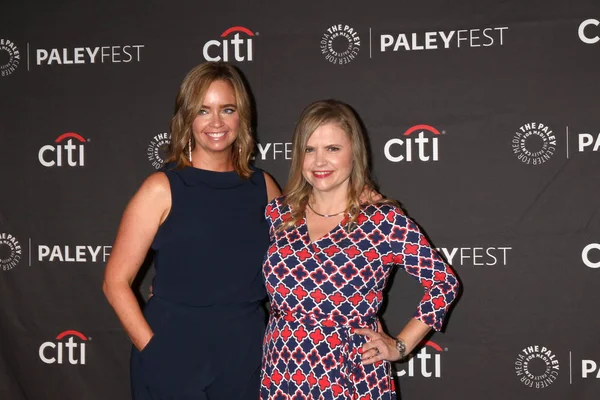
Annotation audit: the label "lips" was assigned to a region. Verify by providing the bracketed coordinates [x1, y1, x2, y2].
[205, 131, 227, 139]
[312, 171, 333, 179]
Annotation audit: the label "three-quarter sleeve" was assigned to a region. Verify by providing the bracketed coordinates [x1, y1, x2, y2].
[385, 207, 460, 331]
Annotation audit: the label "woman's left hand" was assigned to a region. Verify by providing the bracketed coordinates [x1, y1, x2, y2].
[355, 321, 401, 364]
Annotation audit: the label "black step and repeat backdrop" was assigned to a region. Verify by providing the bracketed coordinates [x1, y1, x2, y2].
[1, 1, 600, 399]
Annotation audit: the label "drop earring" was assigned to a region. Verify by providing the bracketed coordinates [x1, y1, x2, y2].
[188, 137, 193, 163]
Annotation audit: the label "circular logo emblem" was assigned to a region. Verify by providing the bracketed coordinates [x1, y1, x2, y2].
[514, 345, 559, 389]
[0, 39, 20, 77]
[512, 122, 557, 165]
[320, 24, 360, 65]
[147, 133, 170, 169]
[0, 233, 22, 271]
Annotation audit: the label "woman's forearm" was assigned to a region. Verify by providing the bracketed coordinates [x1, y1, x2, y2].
[103, 280, 153, 351]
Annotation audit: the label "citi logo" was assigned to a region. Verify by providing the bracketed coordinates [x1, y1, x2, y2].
[582, 243, 600, 269]
[203, 26, 255, 62]
[578, 19, 599, 44]
[397, 340, 445, 378]
[38, 132, 87, 167]
[384, 124, 441, 162]
[39, 330, 88, 365]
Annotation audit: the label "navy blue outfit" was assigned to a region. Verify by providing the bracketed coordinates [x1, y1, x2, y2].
[130, 166, 269, 400]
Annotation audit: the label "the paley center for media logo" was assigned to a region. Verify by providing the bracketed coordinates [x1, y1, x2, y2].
[512, 122, 556, 166]
[0, 38, 20, 77]
[320, 23, 508, 64]
[320, 24, 361, 65]
[147, 132, 171, 169]
[0, 233, 22, 271]
[514, 345, 559, 389]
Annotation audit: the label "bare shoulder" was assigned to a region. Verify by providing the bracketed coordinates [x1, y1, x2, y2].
[127, 172, 171, 223]
[263, 171, 282, 202]
[132, 172, 170, 204]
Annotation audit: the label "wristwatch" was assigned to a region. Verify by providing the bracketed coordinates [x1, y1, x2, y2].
[395, 338, 406, 359]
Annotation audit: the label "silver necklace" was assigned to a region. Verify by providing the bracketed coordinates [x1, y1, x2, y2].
[307, 203, 345, 218]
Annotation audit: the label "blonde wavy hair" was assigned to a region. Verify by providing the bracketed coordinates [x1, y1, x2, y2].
[166, 62, 254, 178]
[279, 100, 378, 232]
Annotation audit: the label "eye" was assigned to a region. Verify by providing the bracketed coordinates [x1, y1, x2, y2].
[223, 107, 237, 114]
[198, 109, 208, 115]
[327, 146, 340, 152]
[305, 147, 315, 153]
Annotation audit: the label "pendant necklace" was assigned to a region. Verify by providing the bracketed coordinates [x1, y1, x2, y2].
[307, 203, 345, 218]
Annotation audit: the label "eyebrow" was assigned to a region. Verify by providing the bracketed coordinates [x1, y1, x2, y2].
[200, 103, 237, 109]
[305, 143, 344, 147]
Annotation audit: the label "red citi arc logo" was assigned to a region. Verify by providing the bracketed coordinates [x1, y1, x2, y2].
[384, 124, 441, 162]
[397, 340, 445, 378]
[39, 330, 88, 365]
[38, 132, 87, 167]
[203, 26, 255, 62]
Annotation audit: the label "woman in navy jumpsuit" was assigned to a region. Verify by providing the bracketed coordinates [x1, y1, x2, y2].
[103, 62, 281, 400]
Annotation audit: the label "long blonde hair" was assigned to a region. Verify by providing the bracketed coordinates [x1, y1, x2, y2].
[280, 99, 376, 231]
[166, 62, 254, 178]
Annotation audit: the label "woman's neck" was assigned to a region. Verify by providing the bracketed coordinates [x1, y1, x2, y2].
[191, 149, 234, 172]
[309, 188, 349, 214]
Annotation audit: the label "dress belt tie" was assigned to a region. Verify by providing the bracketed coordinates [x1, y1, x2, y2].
[269, 307, 378, 396]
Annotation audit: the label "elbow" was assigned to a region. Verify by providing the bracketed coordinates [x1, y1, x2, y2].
[102, 279, 112, 300]
[102, 277, 127, 302]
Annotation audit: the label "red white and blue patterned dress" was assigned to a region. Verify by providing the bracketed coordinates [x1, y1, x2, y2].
[260, 197, 460, 400]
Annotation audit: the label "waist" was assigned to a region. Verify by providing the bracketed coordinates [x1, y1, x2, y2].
[150, 295, 264, 315]
[269, 306, 377, 329]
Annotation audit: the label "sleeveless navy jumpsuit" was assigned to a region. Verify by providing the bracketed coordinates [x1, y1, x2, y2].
[130, 166, 269, 400]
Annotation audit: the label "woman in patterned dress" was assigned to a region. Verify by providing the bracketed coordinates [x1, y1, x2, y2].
[260, 100, 460, 399]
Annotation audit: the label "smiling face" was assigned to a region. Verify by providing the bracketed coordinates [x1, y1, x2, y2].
[302, 122, 353, 196]
[191, 79, 239, 158]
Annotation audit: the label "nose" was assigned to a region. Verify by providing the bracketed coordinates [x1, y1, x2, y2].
[209, 111, 224, 128]
[314, 149, 327, 166]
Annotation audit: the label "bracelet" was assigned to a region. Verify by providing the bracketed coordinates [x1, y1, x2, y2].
[395, 338, 406, 359]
